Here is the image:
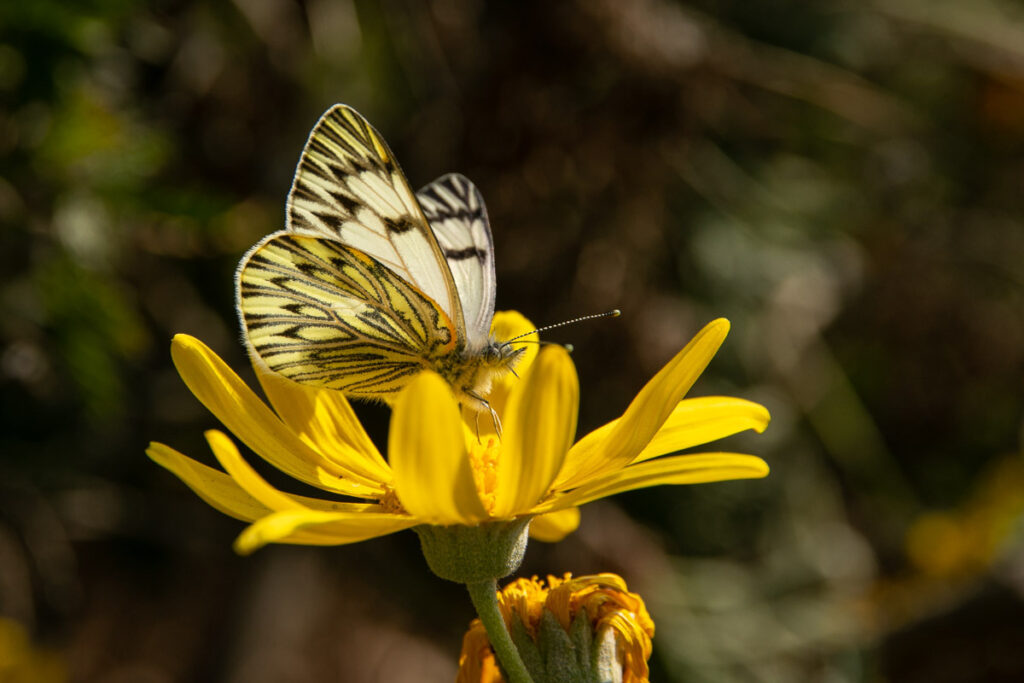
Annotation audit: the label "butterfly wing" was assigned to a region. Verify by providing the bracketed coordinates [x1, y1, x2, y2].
[236, 232, 457, 397]
[285, 104, 465, 338]
[416, 173, 496, 352]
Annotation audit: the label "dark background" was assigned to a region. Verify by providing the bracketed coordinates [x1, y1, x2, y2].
[3, 1, 1024, 681]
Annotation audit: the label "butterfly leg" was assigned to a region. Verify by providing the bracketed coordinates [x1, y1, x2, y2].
[466, 391, 502, 440]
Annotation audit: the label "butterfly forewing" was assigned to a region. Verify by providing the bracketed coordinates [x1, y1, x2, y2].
[238, 233, 457, 397]
[285, 104, 464, 336]
[416, 173, 496, 351]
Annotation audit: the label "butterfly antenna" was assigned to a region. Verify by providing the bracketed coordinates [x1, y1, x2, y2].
[502, 339, 572, 351]
[502, 310, 621, 347]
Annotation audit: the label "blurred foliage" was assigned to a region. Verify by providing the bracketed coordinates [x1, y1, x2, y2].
[2, 0, 1024, 681]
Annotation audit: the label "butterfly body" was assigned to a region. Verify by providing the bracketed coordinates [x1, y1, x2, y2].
[236, 105, 523, 406]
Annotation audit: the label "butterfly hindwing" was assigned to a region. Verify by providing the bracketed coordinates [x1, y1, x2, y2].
[416, 173, 496, 352]
[285, 104, 464, 336]
[237, 232, 457, 397]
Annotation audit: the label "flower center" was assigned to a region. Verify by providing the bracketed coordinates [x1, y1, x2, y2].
[468, 435, 501, 515]
[378, 485, 407, 515]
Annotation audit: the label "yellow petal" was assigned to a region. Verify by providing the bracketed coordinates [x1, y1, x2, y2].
[632, 396, 770, 464]
[255, 366, 392, 484]
[493, 346, 578, 517]
[567, 396, 769, 472]
[555, 319, 730, 489]
[205, 430, 307, 512]
[540, 452, 769, 511]
[529, 507, 581, 542]
[148, 440, 378, 518]
[170, 335, 382, 496]
[389, 372, 488, 524]
[234, 509, 416, 554]
[147, 441, 271, 522]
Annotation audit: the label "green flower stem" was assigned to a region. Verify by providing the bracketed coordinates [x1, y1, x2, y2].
[466, 579, 535, 683]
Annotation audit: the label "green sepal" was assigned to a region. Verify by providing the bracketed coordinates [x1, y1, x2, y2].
[414, 518, 530, 583]
[592, 627, 623, 683]
[510, 613, 544, 680]
[516, 607, 626, 683]
[569, 611, 595, 673]
[537, 610, 584, 683]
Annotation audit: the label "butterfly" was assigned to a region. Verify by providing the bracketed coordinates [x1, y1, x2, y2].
[235, 104, 524, 409]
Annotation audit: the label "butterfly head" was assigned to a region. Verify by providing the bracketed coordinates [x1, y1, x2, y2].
[465, 339, 526, 397]
[484, 339, 526, 367]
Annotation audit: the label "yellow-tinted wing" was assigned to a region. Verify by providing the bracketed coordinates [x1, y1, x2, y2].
[236, 232, 457, 398]
[285, 104, 464, 338]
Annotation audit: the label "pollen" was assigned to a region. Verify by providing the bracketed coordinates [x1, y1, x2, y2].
[378, 485, 407, 515]
[468, 435, 501, 515]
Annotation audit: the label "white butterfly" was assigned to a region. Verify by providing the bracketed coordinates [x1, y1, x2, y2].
[235, 104, 523, 406]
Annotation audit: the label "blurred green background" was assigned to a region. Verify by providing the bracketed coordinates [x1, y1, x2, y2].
[3, 0, 1024, 681]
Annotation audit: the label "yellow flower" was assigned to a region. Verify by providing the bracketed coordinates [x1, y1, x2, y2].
[147, 312, 769, 555]
[0, 617, 66, 683]
[457, 573, 655, 683]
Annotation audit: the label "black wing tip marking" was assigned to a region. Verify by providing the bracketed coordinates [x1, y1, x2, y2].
[443, 246, 488, 262]
[417, 178, 485, 223]
[389, 216, 418, 234]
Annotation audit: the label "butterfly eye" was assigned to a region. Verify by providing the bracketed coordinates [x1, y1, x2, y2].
[483, 344, 501, 363]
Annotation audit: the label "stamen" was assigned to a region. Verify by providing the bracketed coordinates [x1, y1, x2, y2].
[378, 486, 406, 515]
[468, 435, 500, 514]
